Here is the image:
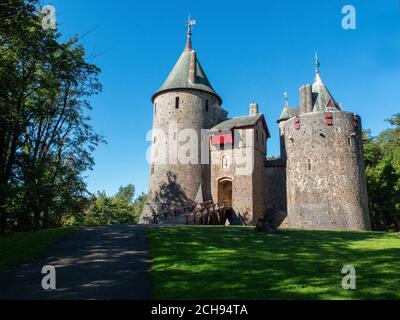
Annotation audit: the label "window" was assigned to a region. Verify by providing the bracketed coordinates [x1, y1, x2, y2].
[154, 103, 157, 115]
[308, 159, 312, 171]
[222, 156, 229, 170]
[348, 137, 351, 146]
[255, 129, 258, 142]
[153, 136, 156, 144]
[151, 165, 155, 175]
[205, 100, 209, 112]
[242, 130, 247, 148]
[175, 97, 180, 109]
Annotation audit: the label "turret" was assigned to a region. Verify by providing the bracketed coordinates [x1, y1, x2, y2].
[284, 56, 370, 231]
[140, 18, 228, 224]
[277, 92, 298, 162]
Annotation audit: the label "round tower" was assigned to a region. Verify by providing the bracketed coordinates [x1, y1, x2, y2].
[284, 60, 371, 231]
[277, 92, 293, 161]
[140, 19, 227, 223]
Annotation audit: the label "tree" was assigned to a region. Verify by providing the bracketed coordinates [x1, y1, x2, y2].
[81, 186, 147, 226]
[0, 1, 103, 232]
[115, 184, 136, 205]
[363, 114, 400, 232]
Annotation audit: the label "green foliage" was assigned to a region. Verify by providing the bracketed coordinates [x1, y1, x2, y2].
[148, 227, 400, 300]
[0, 1, 103, 232]
[363, 114, 400, 231]
[80, 186, 147, 226]
[0, 2, 146, 233]
[115, 184, 136, 204]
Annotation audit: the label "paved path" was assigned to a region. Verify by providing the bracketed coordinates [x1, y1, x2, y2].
[0, 225, 152, 300]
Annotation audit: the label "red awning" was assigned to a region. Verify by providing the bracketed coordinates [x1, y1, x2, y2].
[211, 133, 233, 145]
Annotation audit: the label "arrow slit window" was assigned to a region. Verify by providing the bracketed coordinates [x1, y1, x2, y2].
[222, 156, 229, 170]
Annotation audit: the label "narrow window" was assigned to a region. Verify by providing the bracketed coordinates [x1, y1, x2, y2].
[348, 137, 351, 146]
[242, 130, 247, 148]
[222, 156, 229, 170]
[308, 159, 312, 171]
[151, 165, 155, 175]
[154, 103, 157, 115]
[175, 97, 180, 109]
[205, 100, 209, 112]
[153, 136, 156, 144]
[255, 129, 258, 142]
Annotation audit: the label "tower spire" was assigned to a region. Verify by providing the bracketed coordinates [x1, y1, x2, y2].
[314, 52, 323, 84]
[315, 52, 320, 74]
[185, 15, 196, 51]
[284, 91, 289, 107]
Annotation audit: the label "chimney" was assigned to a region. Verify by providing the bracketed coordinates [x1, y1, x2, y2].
[299, 85, 307, 114]
[305, 85, 313, 113]
[189, 50, 196, 83]
[249, 102, 259, 116]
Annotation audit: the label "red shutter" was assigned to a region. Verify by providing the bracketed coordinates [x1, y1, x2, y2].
[325, 112, 333, 126]
[295, 117, 301, 130]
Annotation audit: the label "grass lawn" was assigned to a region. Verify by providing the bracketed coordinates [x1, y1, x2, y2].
[0, 227, 77, 271]
[147, 226, 400, 300]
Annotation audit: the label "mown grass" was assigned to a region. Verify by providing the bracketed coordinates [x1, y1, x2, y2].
[0, 227, 78, 271]
[147, 226, 400, 300]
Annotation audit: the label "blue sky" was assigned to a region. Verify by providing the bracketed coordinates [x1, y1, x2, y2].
[50, 0, 400, 196]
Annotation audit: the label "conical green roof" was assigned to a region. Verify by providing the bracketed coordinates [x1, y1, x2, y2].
[312, 72, 341, 112]
[277, 103, 299, 123]
[152, 47, 222, 104]
[278, 105, 291, 122]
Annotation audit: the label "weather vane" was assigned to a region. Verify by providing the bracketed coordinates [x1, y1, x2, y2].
[187, 15, 197, 34]
[315, 52, 320, 73]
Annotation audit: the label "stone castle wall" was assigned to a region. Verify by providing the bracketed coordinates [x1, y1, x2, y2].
[252, 121, 267, 224]
[264, 159, 288, 228]
[140, 89, 227, 223]
[284, 111, 371, 230]
[210, 120, 267, 225]
[210, 129, 255, 225]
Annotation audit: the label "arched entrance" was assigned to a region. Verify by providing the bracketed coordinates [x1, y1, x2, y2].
[218, 178, 233, 207]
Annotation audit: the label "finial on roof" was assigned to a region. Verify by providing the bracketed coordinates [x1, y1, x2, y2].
[314, 52, 323, 84]
[185, 15, 196, 51]
[315, 52, 320, 74]
[284, 91, 289, 107]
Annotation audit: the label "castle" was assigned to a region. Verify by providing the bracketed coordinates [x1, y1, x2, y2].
[140, 22, 371, 231]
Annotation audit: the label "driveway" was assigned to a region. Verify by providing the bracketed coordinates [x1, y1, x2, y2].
[0, 225, 152, 300]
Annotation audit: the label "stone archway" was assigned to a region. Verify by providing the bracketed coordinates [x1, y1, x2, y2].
[218, 178, 233, 207]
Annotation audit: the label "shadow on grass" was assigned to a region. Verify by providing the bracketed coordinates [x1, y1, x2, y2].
[147, 227, 400, 300]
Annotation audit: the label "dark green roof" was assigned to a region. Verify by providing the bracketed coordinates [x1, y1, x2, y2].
[312, 73, 341, 112]
[278, 105, 299, 122]
[152, 49, 222, 104]
[212, 114, 271, 137]
[212, 114, 262, 130]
